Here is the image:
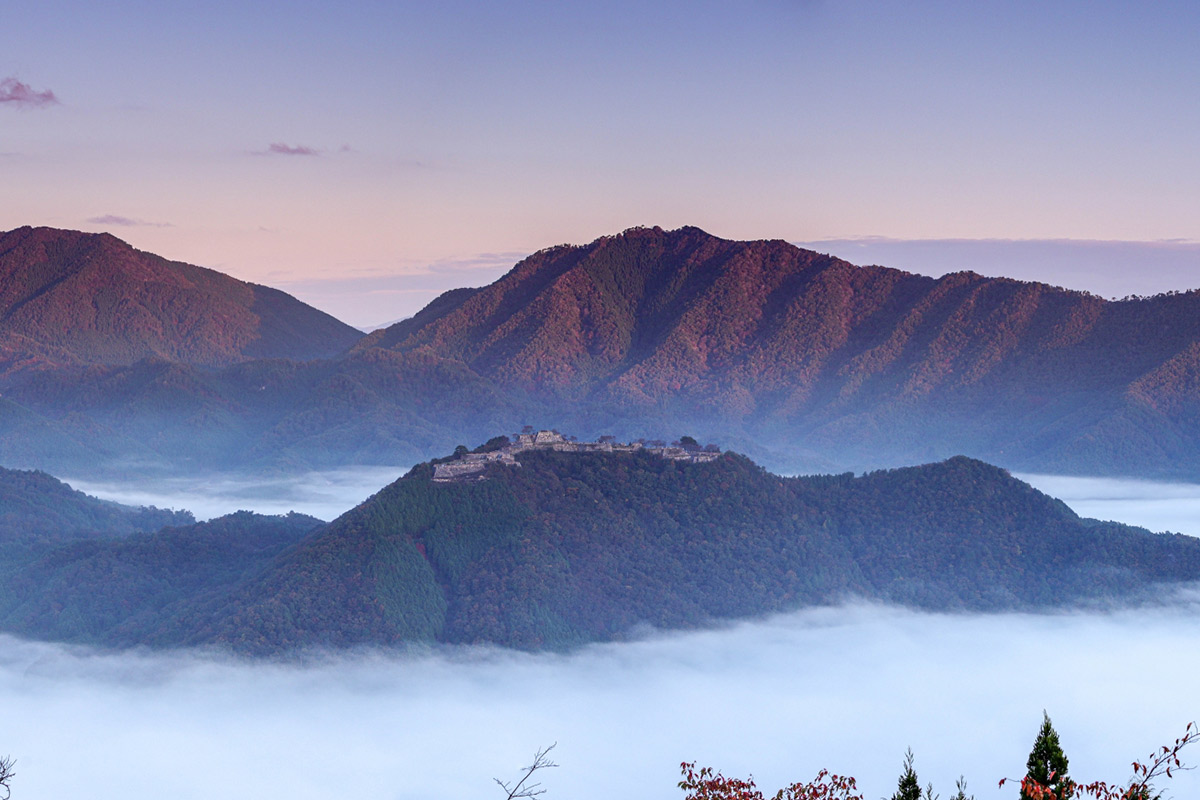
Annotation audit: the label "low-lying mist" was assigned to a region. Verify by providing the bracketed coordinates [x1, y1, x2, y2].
[61, 466, 407, 522]
[1020, 473, 1200, 537]
[4, 602, 1200, 800]
[64, 465, 1200, 540]
[15, 471, 1198, 798]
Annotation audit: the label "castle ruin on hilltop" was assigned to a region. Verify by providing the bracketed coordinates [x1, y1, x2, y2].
[431, 430, 721, 483]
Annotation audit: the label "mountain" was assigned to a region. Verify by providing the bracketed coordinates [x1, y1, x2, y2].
[5, 224, 1200, 479]
[356, 226, 1200, 477]
[0, 226, 363, 370]
[3, 442, 1196, 653]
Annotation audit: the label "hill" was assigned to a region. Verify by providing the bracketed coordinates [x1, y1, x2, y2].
[0, 226, 363, 370]
[197, 445, 1197, 652]
[0, 464, 192, 544]
[3, 442, 1195, 653]
[0, 511, 321, 646]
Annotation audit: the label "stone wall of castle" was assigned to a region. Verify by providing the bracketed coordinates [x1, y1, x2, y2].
[431, 431, 720, 483]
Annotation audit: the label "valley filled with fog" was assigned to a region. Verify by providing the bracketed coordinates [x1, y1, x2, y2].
[4, 602, 1200, 800]
[62, 466, 408, 522]
[5, 471, 1199, 800]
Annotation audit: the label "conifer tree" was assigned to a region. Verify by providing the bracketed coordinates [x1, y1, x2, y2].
[1021, 711, 1072, 799]
[891, 749, 922, 800]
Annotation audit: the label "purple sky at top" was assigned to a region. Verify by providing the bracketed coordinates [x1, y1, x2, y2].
[3, 0, 1200, 326]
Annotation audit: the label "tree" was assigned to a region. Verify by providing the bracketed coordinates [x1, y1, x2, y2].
[0, 755, 14, 800]
[891, 749, 922, 800]
[678, 762, 863, 800]
[1022, 712, 1072, 800]
[495, 743, 557, 799]
[949, 777, 975, 800]
[1003, 721, 1198, 800]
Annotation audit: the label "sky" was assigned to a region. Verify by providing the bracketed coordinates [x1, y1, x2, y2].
[4, 1, 1200, 325]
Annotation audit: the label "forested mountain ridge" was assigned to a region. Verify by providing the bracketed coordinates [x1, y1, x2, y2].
[358, 225, 1200, 476]
[0, 511, 322, 647]
[0, 226, 363, 370]
[3, 444, 1193, 654]
[200, 448, 1196, 653]
[0, 464, 192, 544]
[5, 225, 1200, 479]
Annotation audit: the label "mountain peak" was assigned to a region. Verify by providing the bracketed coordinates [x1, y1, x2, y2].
[0, 225, 363, 370]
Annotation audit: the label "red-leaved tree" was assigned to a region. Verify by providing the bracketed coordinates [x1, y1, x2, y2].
[678, 762, 864, 800]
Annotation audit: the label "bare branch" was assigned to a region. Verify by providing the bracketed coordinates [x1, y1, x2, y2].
[0, 755, 15, 800]
[495, 743, 558, 800]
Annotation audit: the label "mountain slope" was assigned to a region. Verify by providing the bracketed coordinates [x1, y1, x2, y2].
[148, 446, 1200, 652]
[0, 226, 363, 370]
[6, 225, 1200, 479]
[355, 226, 1200, 476]
[0, 465, 192, 544]
[0, 511, 321, 646]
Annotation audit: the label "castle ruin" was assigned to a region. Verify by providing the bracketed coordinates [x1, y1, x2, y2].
[431, 430, 721, 482]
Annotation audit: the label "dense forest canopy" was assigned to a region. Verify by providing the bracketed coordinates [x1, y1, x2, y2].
[1, 442, 1196, 654]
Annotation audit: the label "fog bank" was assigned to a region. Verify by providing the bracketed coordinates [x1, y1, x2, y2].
[4, 603, 1199, 800]
[64, 467, 1200, 541]
[61, 466, 406, 522]
[1019, 473, 1200, 537]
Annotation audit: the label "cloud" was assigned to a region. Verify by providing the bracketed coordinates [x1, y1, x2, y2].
[87, 215, 171, 228]
[63, 465, 403, 522]
[0, 77, 58, 108]
[4, 603, 1200, 800]
[1018, 473, 1200, 537]
[6, 474, 1200, 799]
[266, 142, 320, 156]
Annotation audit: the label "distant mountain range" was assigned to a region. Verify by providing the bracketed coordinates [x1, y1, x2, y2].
[2, 224, 1200, 479]
[1, 442, 1196, 653]
[362, 225, 1200, 477]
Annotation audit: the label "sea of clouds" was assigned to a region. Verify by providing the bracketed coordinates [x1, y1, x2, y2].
[7, 471, 1197, 800]
[4, 602, 1200, 800]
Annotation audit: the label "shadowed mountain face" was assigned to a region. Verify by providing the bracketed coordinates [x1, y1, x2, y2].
[0, 226, 363, 370]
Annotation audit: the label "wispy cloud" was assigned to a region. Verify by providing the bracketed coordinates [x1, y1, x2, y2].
[266, 142, 320, 156]
[87, 215, 171, 228]
[0, 77, 58, 108]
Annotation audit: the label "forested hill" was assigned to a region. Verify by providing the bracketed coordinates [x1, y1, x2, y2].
[17, 444, 1175, 655]
[0, 511, 322, 647]
[0, 465, 192, 544]
[0, 226, 363, 370]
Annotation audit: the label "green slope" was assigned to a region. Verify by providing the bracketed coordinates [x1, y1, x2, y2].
[5, 446, 1198, 654]
[192, 447, 1200, 653]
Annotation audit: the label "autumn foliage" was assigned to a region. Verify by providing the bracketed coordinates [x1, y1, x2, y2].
[1000, 721, 1199, 800]
[682, 721, 1197, 800]
[678, 762, 863, 800]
